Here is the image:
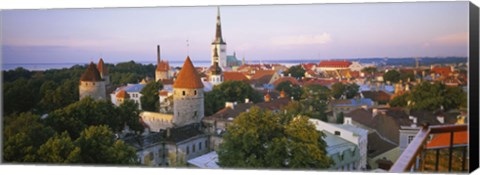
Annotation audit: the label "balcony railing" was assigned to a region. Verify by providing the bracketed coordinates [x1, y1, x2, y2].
[390, 124, 468, 173]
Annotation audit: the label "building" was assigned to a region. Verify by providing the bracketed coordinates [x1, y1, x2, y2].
[155, 45, 171, 81]
[172, 56, 205, 127]
[310, 119, 369, 171]
[329, 98, 374, 122]
[111, 83, 145, 109]
[207, 47, 224, 86]
[79, 61, 106, 100]
[317, 60, 352, 72]
[211, 7, 227, 68]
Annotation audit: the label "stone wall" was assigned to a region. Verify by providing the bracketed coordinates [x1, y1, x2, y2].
[79, 80, 106, 100]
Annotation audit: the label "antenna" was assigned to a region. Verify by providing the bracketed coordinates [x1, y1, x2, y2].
[186, 38, 190, 56]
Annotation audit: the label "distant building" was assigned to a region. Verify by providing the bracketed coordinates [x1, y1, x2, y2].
[79, 61, 106, 100]
[349, 61, 365, 72]
[155, 45, 171, 81]
[226, 52, 242, 68]
[211, 7, 227, 68]
[249, 70, 281, 90]
[329, 98, 374, 122]
[207, 47, 224, 86]
[318, 60, 352, 72]
[111, 83, 145, 109]
[97, 58, 109, 85]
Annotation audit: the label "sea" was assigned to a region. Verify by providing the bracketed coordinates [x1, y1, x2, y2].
[2, 60, 322, 71]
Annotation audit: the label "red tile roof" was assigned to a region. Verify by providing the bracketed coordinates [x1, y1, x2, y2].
[159, 90, 169, 96]
[80, 62, 102, 82]
[224, 71, 249, 82]
[251, 70, 276, 80]
[116, 90, 129, 98]
[156, 60, 170, 71]
[318, 60, 352, 68]
[272, 76, 300, 87]
[426, 131, 468, 149]
[301, 63, 317, 71]
[431, 67, 452, 77]
[173, 56, 204, 89]
[97, 58, 108, 75]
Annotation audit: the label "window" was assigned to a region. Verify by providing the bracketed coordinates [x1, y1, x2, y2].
[334, 131, 341, 136]
[194, 111, 197, 117]
[205, 140, 208, 149]
[182, 91, 186, 96]
[194, 90, 197, 95]
[408, 135, 415, 144]
[93, 82, 95, 85]
[193, 144, 196, 153]
[199, 142, 202, 150]
[186, 146, 190, 155]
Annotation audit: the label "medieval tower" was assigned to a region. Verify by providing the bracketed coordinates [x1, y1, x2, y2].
[97, 58, 109, 85]
[208, 47, 224, 86]
[155, 45, 170, 81]
[79, 62, 106, 100]
[211, 7, 227, 68]
[172, 56, 205, 127]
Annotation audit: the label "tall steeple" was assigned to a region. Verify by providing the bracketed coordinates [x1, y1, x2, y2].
[212, 6, 225, 45]
[211, 6, 227, 68]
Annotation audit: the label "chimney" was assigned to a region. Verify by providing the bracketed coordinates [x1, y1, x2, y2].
[225, 102, 235, 109]
[436, 116, 445, 124]
[409, 116, 417, 127]
[245, 98, 250, 103]
[264, 93, 271, 102]
[372, 108, 378, 118]
[157, 45, 161, 63]
[344, 117, 352, 125]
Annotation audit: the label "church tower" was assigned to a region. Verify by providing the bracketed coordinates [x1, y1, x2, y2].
[155, 45, 170, 81]
[173, 56, 205, 127]
[97, 58, 109, 85]
[79, 62, 106, 100]
[208, 47, 223, 86]
[211, 7, 227, 68]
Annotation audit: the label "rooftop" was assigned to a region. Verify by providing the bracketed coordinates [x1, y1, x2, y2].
[187, 151, 220, 169]
[173, 56, 204, 89]
[80, 62, 103, 82]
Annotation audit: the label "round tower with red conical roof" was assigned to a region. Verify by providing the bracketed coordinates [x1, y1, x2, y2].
[155, 45, 170, 81]
[172, 56, 205, 127]
[79, 62, 106, 100]
[97, 58, 109, 85]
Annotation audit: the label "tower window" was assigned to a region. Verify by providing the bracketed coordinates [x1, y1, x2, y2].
[93, 82, 95, 85]
[194, 90, 197, 95]
[182, 91, 186, 96]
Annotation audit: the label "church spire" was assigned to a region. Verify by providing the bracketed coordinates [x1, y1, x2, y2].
[212, 6, 225, 44]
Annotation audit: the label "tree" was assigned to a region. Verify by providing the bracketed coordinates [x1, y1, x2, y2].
[74, 125, 138, 164]
[383, 70, 401, 83]
[204, 81, 262, 116]
[361, 67, 377, 75]
[140, 81, 163, 112]
[45, 97, 142, 139]
[300, 84, 330, 121]
[389, 93, 409, 107]
[3, 112, 55, 162]
[37, 132, 81, 163]
[38, 79, 79, 113]
[3, 78, 37, 115]
[118, 100, 144, 133]
[336, 112, 344, 124]
[331, 83, 359, 99]
[218, 106, 333, 169]
[409, 82, 466, 111]
[276, 81, 302, 100]
[283, 65, 306, 79]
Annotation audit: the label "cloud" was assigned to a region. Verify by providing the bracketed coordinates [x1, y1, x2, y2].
[271, 33, 332, 46]
[433, 32, 468, 45]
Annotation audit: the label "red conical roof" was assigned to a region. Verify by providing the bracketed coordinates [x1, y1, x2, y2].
[173, 56, 204, 89]
[80, 62, 102, 82]
[116, 90, 129, 99]
[97, 58, 108, 75]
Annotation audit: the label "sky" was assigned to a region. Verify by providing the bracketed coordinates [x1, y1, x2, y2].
[1, 1, 469, 64]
